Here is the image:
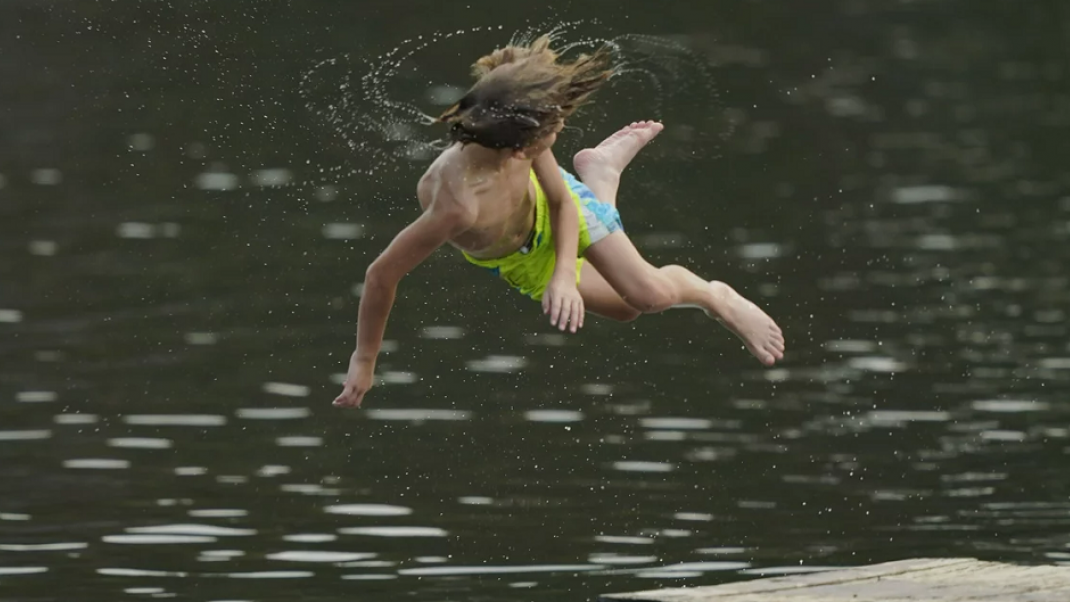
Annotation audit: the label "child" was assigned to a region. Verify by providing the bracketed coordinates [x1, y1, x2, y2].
[333, 36, 784, 408]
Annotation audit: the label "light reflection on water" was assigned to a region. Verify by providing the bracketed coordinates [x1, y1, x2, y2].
[265, 551, 376, 563]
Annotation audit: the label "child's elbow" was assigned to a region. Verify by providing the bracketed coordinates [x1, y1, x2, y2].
[364, 261, 398, 289]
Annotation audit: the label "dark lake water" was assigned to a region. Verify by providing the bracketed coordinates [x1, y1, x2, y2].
[2, 1, 1069, 601]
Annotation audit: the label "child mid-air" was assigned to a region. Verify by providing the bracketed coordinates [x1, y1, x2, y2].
[333, 36, 785, 408]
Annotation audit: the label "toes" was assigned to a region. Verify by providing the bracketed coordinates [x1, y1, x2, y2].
[751, 345, 775, 366]
[759, 340, 783, 363]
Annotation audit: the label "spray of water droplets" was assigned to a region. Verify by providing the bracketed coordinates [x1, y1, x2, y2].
[299, 25, 508, 187]
[299, 22, 736, 190]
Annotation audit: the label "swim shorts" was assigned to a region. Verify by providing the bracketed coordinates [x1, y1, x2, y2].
[461, 168, 624, 301]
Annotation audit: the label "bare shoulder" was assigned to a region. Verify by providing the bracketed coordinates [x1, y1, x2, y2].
[415, 164, 440, 211]
[416, 160, 477, 228]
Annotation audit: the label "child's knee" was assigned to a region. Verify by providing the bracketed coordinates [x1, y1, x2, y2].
[622, 278, 674, 313]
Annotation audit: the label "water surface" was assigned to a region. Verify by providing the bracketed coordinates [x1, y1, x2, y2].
[2, 1, 1069, 601]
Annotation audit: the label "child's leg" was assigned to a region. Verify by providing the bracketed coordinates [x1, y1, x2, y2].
[577, 262, 642, 322]
[571, 122, 661, 322]
[570, 120, 784, 365]
[573, 121, 664, 206]
[582, 231, 786, 366]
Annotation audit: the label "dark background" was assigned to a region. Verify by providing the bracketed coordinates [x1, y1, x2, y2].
[2, 1, 1069, 601]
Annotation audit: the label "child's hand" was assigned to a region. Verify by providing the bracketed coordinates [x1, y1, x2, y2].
[332, 356, 375, 408]
[542, 276, 585, 332]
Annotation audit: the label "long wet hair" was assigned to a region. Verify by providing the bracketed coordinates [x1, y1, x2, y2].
[438, 35, 616, 150]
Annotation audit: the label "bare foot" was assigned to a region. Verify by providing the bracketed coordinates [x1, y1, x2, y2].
[708, 281, 785, 366]
[573, 121, 664, 202]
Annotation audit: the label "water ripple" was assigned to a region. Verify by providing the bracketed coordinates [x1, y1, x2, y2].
[397, 564, 605, 577]
[524, 410, 584, 423]
[124, 415, 227, 427]
[0, 542, 87, 552]
[0, 567, 48, 576]
[221, 571, 314, 579]
[266, 551, 375, 563]
[103, 534, 217, 545]
[0, 430, 51, 441]
[63, 459, 130, 469]
[236, 408, 310, 420]
[611, 461, 675, 473]
[339, 526, 447, 537]
[972, 399, 1050, 413]
[127, 524, 256, 537]
[364, 409, 470, 422]
[324, 504, 412, 517]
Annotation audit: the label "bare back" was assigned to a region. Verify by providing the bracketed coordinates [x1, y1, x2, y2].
[416, 144, 538, 260]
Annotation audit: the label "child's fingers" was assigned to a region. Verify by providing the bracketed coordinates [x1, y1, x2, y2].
[552, 296, 564, 329]
[332, 386, 349, 406]
[332, 386, 366, 408]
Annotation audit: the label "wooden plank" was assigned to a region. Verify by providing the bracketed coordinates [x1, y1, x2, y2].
[599, 558, 1070, 602]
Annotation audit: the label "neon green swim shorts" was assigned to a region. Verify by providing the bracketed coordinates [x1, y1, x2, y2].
[461, 168, 624, 301]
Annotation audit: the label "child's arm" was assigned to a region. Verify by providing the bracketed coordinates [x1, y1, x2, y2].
[333, 198, 474, 408]
[532, 149, 585, 332]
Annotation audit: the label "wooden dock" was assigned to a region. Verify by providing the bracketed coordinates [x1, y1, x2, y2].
[600, 558, 1070, 602]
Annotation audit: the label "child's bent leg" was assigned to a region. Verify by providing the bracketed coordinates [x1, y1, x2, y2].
[578, 262, 641, 322]
[573, 121, 664, 206]
[584, 231, 786, 366]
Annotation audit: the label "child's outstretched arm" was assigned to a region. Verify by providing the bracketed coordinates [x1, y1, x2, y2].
[532, 149, 585, 332]
[333, 198, 474, 408]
